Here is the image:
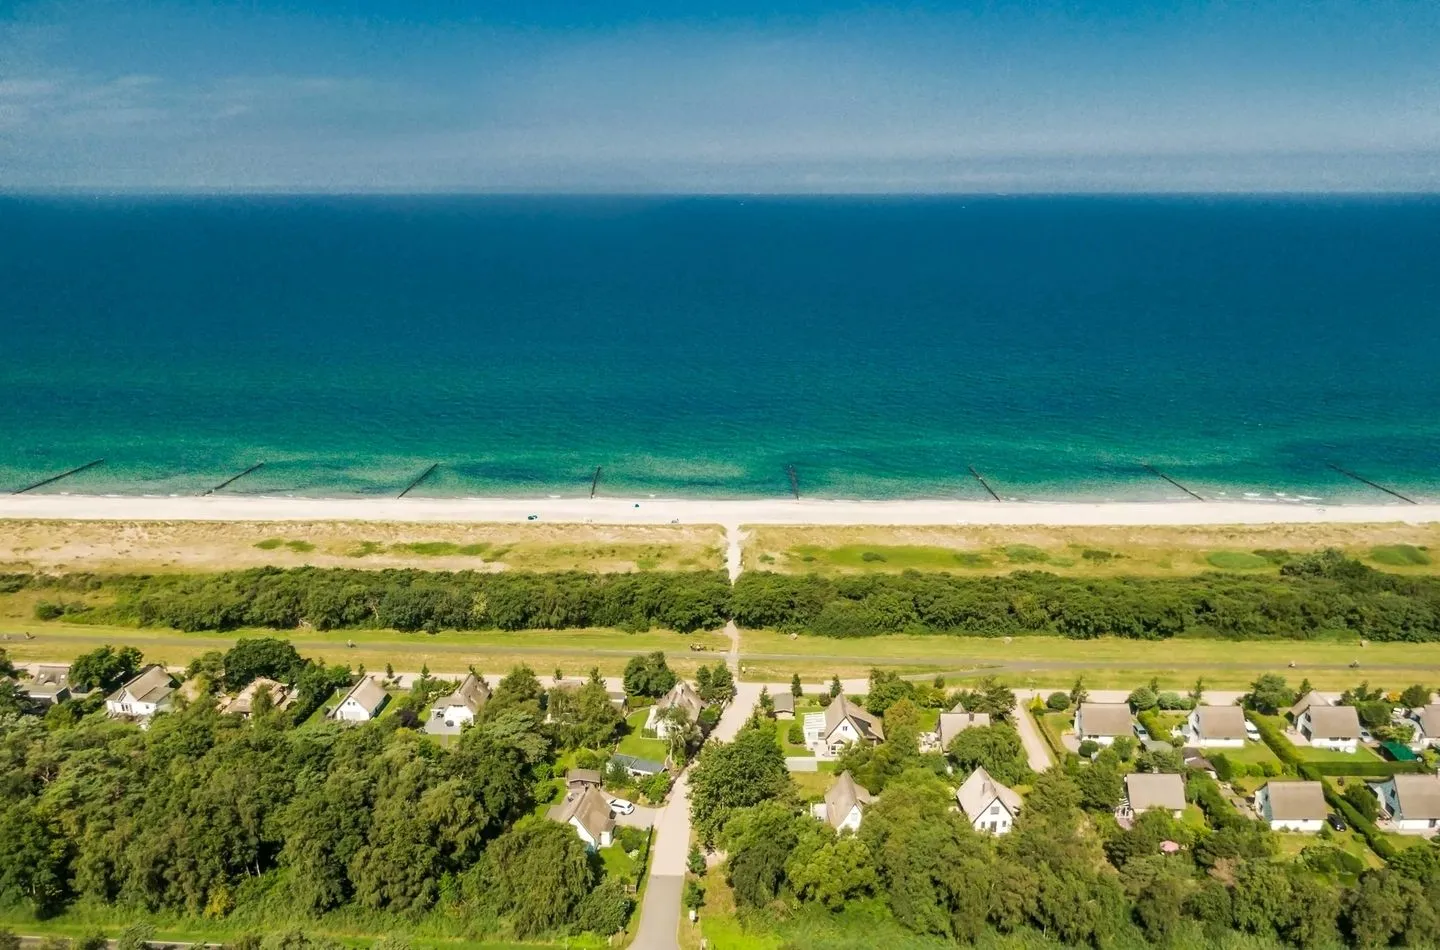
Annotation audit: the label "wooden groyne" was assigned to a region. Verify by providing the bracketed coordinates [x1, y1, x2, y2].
[1140, 463, 1204, 502]
[967, 465, 1002, 502]
[589, 466, 604, 499]
[1327, 463, 1417, 505]
[786, 464, 800, 500]
[11, 459, 105, 495]
[202, 461, 265, 496]
[398, 463, 439, 499]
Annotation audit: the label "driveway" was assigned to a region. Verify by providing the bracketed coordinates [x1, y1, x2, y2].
[785, 757, 818, 772]
[613, 803, 658, 829]
[1011, 694, 1057, 771]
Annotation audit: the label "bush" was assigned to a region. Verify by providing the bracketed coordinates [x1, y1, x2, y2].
[0, 931, 21, 950]
[787, 723, 805, 744]
[1156, 691, 1188, 710]
[1344, 782, 1380, 821]
[1078, 739, 1099, 758]
[1210, 753, 1234, 782]
[74, 933, 107, 950]
[1128, 687, 1158, 711]
[1046, 692, 1070, 710]
[117, 924, 155, 950]
[574, 880, 634, 935]
[615, 825, 648, 855]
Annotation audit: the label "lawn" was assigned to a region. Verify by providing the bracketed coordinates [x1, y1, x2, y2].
[790, 770, 835, 802]
[1218, 741, 1285, 769]
[1296, 744, 1383, 764]
[617, 709, 669, 762]
[598, 842, 638, 883]
[1273, 828, 1383, 869]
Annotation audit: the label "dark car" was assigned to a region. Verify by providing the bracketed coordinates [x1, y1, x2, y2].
[1327, 813, 1347, 832]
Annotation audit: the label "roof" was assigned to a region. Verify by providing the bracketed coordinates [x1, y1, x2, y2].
[1416, 705, 1440, 737]
[938, 711, 991, 748]
[1125, 773, 1187, 813]
[224, 677, 292, 715]
[611, 753, 665, 775]
[950, 700, 971, 714]
[1380, 741, 1419, 762]
[1193, 705, 1248, 740]
[432, 672, 490, 715]
[823, 771, 873, 829]
[1260, 781, 1328, 821]
[548, 786, 615, 842]
[1077, 702, 1133, 737]
[771, 692, 795, 713]
[657, 680, 704, 719]
[567, 768, 602, 787]
[823, 695, 884, 741]
[1305, 705, 1362, 740]
[955, 767, 1022, 822]
[109, 665, 174, 706]
[1287, 691, 1327, 719]
[1384, 775, 1440, 820]
[22, 664, 70, 697]
[1182, 748, 1216, 773]
[338, 677, 388, 714]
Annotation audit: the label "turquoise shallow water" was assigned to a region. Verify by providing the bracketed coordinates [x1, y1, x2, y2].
[2, 195, 1439, 502]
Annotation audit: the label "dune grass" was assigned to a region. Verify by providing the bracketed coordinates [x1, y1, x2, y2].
[1205, 551, 1272, 570]
[1370, 544, 1432, 567]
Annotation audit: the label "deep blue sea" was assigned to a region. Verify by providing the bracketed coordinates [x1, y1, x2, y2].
[2, 195, 1439, 502]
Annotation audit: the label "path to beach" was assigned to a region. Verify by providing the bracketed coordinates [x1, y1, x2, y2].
[2, 494, 1438, 526]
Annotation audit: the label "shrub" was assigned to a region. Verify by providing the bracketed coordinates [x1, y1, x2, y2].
[1156, 691, 1188, 710]
[787, 723, 805, 744]
[1078, 739, 1099, 758]
[75, 934, 107, 950]
[1210, 753, 1234, 782]
[1046, 692, 1071, 711]
[1128, 687, 1158, 711]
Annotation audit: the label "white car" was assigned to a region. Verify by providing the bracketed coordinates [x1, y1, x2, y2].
[608, 798, 635, 816]
[1245, 722, 1261, 740]
[1134, 723, 1151, 741]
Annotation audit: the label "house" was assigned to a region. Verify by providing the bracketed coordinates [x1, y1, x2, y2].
[21, 664, 71, 705]
[811, 771, 872, 833]
[1296, 705, 1362, 753]
[771, 693, 796, 720]
[1185, 705, 1248, 748]
[424, 672, 490, 736]
[566, 768, 603, 790]
[105, 665, 175, 721]
[547, 785, 615, 851]
[937, 711, 991, 750]
[1074, 702, 1133, 747]
[331, 677, 389, 722]
[647, 681, 704, 738]
[1182, 748, 1218, 778]
[1411, 705, 1440, 750]
[1370, 775, 1440, 834]
[611, 754, 666, 778]
[956, 767, 1023, 835]
[607, 690, 629, 712]
[808, 695, 884, 756]
[1287, 691, 1328, 721]
[1119, 773, 1187, 821]
[1256, 781, 1328, 832]
[221, 677, 294, 717]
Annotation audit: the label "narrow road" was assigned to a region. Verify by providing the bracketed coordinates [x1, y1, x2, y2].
[1011, 691, 1056, 771]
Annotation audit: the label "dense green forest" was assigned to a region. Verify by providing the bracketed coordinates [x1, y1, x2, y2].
[0, 648, 640, 943]
[7, 549, 1440, 640]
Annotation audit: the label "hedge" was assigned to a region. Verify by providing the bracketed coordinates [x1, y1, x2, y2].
[1308, 760, 1429, 777]
[1187, 772, 1246, 830]
[1319, 776, 1397, 862]
[1031, 707, 1069, 766]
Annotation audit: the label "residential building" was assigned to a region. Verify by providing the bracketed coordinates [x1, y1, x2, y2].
[21, 664, 71, 705]
[648, 680, 704, 738]
[937, 710, 991, 750]
[105, 665, 175, 721]
[1184, 705, 1248, 748]
[1119, 773, 1187, 821]
[1296, 705, 1362, 753]
[1181, 748, 1218, 778]
[1256, 781, 1327, 832]
[221, 677, 294, 717]
[331, 677, 389, 722]
[547, 786, 615, 851]
[956, 767, 1022, 835]
[424, 672, 490, 736]
[566, 768, 603, 790]
[1370, 775, 1440, 834]
[807, 695, 884, 755]
[812, 771, 872, 833]
[1412, 705, 1440, 750]
[1074, 702, 1133, 746]
[1287, 691, 1327, 721]
[771, 692, 795, 720]
[611, 754, 665, 778]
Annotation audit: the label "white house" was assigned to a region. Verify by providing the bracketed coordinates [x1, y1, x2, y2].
[812, 771, 872, 833]
[1296, 705, 1362, 753]
[105, 665, 175, 721]
[647, 680, 704, 738]
[1074, 702, 1133, 747]
[807, 695, 884, 756]
[1370, 774, 1440, 834]
[425, 672, 490, 736]
[1184, 705, 1248, 748]
[547, 785, 615, 851]
[331, 677, 389, 722]
[1411, 705, 1440, 751]
[1256, 781, 1327, 832]
[956, 767, 1022, 836]
[1119, 773, 1187, 822]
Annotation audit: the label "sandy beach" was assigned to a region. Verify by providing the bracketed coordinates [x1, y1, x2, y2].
[1, 493, 1438, 527]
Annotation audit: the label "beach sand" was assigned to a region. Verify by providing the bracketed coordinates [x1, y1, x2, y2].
[1, 493, 1438, 527]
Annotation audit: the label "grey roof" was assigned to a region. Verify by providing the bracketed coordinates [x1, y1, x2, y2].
[823, 695, 884, 741]
[1125, 772, 1187, 813]
[1193, 705, 1249, 741]
[337, 677, 388, 715]
[1261, 781, 1328, 821]
[823, 771, 873, 829]
[1383, 775, 1440, 821]
[223, 677, 292, 716]
[22, 664, 70, 698]
[771, 692, 795, 713]
[1287, 691, 1327, 719]
[432, 672, 490, 715]
[1416, 705, 1440, 737]
[938, 711, 991, 748]
[956, 767, 1022, 822]
[1182, 748, 1217, 773]
[548, 786, 615, 842]
[949, 700, 971, 714]
[109, 665, 174, 706]
[657, 680, 704, 719]
[1077, 702, 1133, 737]
[1305, 705, 1362, 740]
[567, 768, 602, 787]
[611, 753, 665, 775]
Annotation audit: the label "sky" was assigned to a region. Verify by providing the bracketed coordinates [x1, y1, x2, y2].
[1, 0, 1438, 192]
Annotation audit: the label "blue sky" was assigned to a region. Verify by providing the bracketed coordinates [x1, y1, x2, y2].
[1, 0, 1437, 191]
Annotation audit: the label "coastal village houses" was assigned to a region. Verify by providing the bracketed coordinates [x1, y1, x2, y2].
[219, 677, 294, 717]
[771, 692, 795, 720]
[813, 771, 873, 833]
[547, 785, 615, 851]
[331, 677, 389, 723]
[1118, 773, 1187, 823]
[1074, 702, 1133, 747]
[1411, 705, 1440, 750]
[1184, 705, 1248, 748]
[22, 664, 72, 706]
[1256, 781, 1328, 832]
[105, 665, 176, 722]
[805, 694, 884, 756]
[956, 767, 1022, 836]
[1289, 693, 1362, 753]
[1370, 775, 1440, 834]
[936, 707, 991, 750]
[424, 672, 491, 736]
[648, 680, 704, 739]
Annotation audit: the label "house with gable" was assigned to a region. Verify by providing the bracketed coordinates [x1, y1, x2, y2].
[1074, 702, 1133, 747]
[547, 785, 616, 851]
[1296, 704, 1362, 753]
[806, 694, 884, 756]
[1184, 705, 1248, 748]
[425, 672, 491, 736]
[936, 709, 991, 750]
[220, 677, 294, 717]
[105, 665, 176, 722]
[647, 680, 704, 739]
[1256, 781, 1327, 832]
[1410, 705, 1440, 751]
[331, 677, 389, 723]
[1370, 774, 1440, 834]
[811, 771, 873, 833]
[1118, 773, 1187, 822]
[955, 766, 1022, 835]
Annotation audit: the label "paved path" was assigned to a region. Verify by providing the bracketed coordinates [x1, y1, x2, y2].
[1011, 691, 1056, 771]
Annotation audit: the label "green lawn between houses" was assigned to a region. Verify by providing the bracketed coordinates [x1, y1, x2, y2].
[617, 709, 669, 762]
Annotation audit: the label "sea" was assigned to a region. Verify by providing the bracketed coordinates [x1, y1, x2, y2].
[2, 194, 1438, 503]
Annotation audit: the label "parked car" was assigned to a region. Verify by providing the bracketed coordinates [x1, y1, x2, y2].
[1134, 723, 1151, 741]
[1327, 813, 1347, 832]
[1360, 727, 1374, 742]
[1245, 721, 1261, 740]
[609, 798, 635, 816]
